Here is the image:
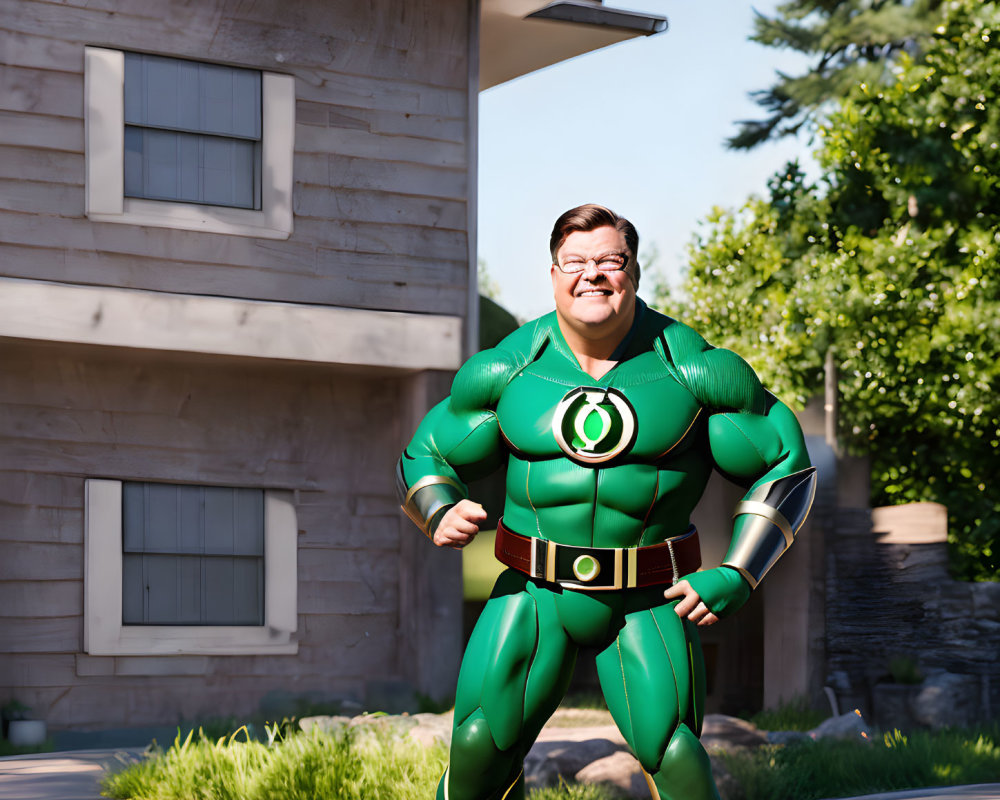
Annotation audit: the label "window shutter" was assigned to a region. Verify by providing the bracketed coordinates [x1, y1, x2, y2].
[123, 53, 261, 209]
[122, 482, 265, 625]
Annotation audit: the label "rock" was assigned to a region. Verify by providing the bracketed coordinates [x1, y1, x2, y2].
[571, 750, 746, 800]
[535, 723, 627, 746]
[298, 715, 351, 735]
[387, 710, 751, 800]
[972, 582, 1000, 622]
[525, 737, 627, 789]
[700, 715, 769, 751]
[348, 712, 418, 738]
[407, 712, 454, 748]
[575, 750, 644, 798]
[299, 712, 426, 740]
[912, 671, 980, 729]
[807, 710, 871, 741]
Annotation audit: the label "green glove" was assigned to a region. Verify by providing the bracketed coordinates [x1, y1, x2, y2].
[680, 566, 751, 618]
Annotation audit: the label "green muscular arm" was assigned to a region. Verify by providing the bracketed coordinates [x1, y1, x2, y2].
[396, 349, 512, 542]
[708, 392, 815, 592]
[661, 324, 816, 620]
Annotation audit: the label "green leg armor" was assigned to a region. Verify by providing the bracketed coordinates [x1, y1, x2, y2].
[445, 572, 576, 800]
[647, 723, 720, 800]
[596, 599, 719, 800]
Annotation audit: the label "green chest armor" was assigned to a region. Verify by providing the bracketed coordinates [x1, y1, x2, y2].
[496, 348, 703, 467]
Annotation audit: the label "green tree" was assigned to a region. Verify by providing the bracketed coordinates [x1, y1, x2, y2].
[662, 0, 1000, 579]
[729, 0, 942, 149]
[478, 257, 502, 302]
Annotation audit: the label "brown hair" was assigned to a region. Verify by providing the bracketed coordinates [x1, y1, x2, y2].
[549, 204, 640, 287]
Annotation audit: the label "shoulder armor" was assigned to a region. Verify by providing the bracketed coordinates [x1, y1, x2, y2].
[661, 320, 766, 415]
[451, 315, 554, 411]
[451, 348, 517, 411]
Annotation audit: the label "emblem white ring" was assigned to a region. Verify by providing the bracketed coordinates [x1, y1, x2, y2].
[552, 386, 637, 464]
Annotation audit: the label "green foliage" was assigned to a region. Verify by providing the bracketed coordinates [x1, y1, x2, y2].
[103, 724, 449, 800]
[478, 257, 503, 302]
[479, 295, 520, 350]
[528, 780, 620, 800]
[731, 0, 943, 148]
[102, 723, 619, 800]
[748, 696, 829, 732]
[659, 0, 1000, 580]
[723, 724, 1000, 800]
[887, 655, 925, 685]
[0, 737, 53, 757]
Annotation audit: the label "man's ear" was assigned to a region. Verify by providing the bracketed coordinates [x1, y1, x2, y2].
[550, 263, 559, 290]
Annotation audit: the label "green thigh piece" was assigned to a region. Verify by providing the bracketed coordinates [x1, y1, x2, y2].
[443, 571, 577, 800]
[595, 600, 718, 800]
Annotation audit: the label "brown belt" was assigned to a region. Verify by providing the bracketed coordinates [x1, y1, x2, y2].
[494, 518, 702, 591]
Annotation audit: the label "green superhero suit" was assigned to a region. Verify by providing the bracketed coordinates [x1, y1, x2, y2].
[397, 299, 816, 800]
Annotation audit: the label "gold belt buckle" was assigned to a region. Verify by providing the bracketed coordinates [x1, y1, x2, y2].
[529, 538, 558, 582]
[604, 548, 639, 590]
[529, 538, 641, 591]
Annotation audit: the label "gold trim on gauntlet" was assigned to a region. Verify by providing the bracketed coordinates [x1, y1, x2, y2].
[395, 461, 465, 539]
[722, 467, 817, 589]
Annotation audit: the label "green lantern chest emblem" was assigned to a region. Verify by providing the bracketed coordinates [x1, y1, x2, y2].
[552, 386, 637, 465]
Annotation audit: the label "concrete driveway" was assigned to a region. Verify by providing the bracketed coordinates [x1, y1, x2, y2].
[0, 749, 143, 800]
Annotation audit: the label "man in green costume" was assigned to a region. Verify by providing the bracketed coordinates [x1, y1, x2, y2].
[396, 204, 816, 800]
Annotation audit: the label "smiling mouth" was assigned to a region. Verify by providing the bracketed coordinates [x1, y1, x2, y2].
[576, 289, 611, 297]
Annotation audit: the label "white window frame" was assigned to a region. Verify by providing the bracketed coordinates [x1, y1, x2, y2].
[84, 47, 294, 239]
[84, 479, 298, 655]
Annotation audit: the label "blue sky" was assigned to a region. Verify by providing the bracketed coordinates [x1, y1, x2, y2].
[477, 0, 815, 319]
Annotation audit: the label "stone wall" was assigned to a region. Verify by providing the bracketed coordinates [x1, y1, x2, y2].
[825, 507, 1000, 724]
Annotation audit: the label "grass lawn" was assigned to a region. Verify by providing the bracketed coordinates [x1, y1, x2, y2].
[723, 725, 1000, 800]
[100, 705, 1000, 800]
[101, 722, 622, 800]
[101, 717, 1000, 800]
[103, 724, 448, 800]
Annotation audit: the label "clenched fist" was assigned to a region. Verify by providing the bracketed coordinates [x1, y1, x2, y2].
[433, 499, 488, 549]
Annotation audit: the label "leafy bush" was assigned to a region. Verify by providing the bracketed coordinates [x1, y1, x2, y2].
[656, 0, 1000, 580]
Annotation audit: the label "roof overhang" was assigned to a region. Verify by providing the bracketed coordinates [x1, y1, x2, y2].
[480, 0, 668, 90]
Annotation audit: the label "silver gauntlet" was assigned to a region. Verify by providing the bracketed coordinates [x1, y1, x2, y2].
[395, 460, 465, 540]
[722, 467, 817, 589]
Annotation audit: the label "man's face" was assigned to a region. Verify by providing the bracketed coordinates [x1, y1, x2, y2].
[550, 225, 636, 340]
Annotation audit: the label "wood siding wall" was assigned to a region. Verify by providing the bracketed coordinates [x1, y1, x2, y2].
[0, 341, 420, 729]
[0, 0, 472, 728]
[0, 0, 471, 315]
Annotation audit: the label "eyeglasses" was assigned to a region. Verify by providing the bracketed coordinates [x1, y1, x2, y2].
[554, 252, 630, 274]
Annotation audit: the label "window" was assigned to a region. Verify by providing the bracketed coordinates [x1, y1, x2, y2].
[84, 47, 294, 239]
[122, 483, 265, 626]
[85, 479, 298, 655]
[124, 53, 262, 210]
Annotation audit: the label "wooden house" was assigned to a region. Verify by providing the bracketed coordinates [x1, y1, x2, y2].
[0, 0, 666, 734]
